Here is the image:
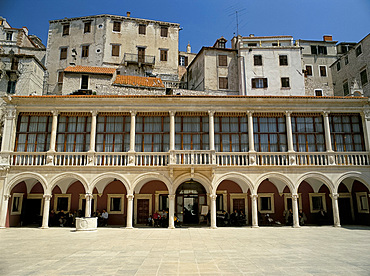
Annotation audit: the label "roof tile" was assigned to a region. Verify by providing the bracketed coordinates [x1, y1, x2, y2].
[64, 65, 116, 75]
[113, 75, 165, 88]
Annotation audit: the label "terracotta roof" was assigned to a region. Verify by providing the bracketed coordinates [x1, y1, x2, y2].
[64, 65, 116, 75]
[243, 35, 293, 39]
[113, 75, 165, 88]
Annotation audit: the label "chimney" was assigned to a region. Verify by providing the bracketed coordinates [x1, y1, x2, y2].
[323, 35, 332, 41]
[126, 11, 131, 17]
[249, 34, 255, 37]
[22, 27, 29, 36]
[187, 42, 191, 53]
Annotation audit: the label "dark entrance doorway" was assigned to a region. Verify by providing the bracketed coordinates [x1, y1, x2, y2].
[338, 197, 353, 225]
[176, 180, 207, 225]
[22, 198, 42, 226]
[137, 199, 149, 224]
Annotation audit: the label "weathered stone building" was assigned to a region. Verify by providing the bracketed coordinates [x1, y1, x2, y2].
[45, 13, 180, 95]
[331, 33, 370, 97]
[297, 36, 337, 97]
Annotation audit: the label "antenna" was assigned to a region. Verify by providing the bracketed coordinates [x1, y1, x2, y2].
[236, 11, 239, 37]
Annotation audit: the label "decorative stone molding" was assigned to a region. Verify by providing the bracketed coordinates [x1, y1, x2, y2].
[75, 217, 97, 231]
[5, 108, 17, 120]
[85, 193, 93, 200]
[322, 111, 330, 117]
[51, 110, 59, 116]
[210, 194, 217, 201]
[330, 193, 340, 200]
[0, 165, 10, 176]
[43, 194, 52, 201]
[169, 110, 176, 117]
[130, 110, 137, 116]
[291, 194, 299, 200]
[168, 194, 175, 200]
[250, 194, 258, 200]
[249, 153, 256, 166]
[126, 194, 134, 201]
[0, 153, 10, 166]
[208, 110, 215, 116]
[90, 110, 98, 116]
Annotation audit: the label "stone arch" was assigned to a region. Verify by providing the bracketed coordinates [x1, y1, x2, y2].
[49, 172, 89, 194]
[132, 172, 172, 194]
[296, 172, 335, 194]
[6, 172, 48, 195]
[335, 171, 370, 192]
[254, 173, 295, 194]
[91, 173, 130, 194]
[172, 173, 212, 194]
[212, 172, 254, 194]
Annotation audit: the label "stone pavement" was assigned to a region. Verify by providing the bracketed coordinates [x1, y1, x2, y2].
[0, 226, 370, 275]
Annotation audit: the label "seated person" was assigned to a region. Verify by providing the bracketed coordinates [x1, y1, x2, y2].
[153, 211, 161, 227]
[58, 210, 67, 227]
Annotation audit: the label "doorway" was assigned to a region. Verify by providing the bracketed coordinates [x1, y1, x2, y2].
[22, 198, 42, 226]
[137, 199, 149, 224]
[338, 197, 353, 225]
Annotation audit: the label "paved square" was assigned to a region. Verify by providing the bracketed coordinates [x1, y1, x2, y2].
[1, 226, 370, 275]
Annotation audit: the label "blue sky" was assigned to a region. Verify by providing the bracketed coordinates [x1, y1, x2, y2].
[1, 0, 369, 53]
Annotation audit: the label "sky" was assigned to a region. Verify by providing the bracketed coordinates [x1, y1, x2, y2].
[1, 0, 369, 53]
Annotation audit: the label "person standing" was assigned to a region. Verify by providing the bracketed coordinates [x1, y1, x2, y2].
[101, 209, 108, 226]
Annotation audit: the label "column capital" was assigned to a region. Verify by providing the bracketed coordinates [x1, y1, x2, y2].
[285, 110, 292, 116]
[169, 110, 176, 117]
[250, 194, 258, 200]
[126, 194, 134, 201]
[291, 194, 299, 200]
[4, 194, 11, 200]
[362, 107, 370, 119]
[43, 194, 52, 200]
[208, 110, 215, 116]
[130, 110, 137, 116]
[90, 110, 99, 116]
[51, 109, 59, 116]
[85, 193, 93, 200]
[210, 194, 217, 201]
[322, 111, 330, 117]
[5, 108, 17, 120]
[330, 193, 339, 200]
[247, 110, 254, 116]
[168, 194, 176, 200]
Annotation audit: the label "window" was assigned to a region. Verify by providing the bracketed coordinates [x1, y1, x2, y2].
[218, 41, 226, 49]
[175, 114, 209, 150]
[96, 115, 130, 152]
[355, 45, 362, 57]
[292, 114, 325, 152]
[135, 115, 170, 152]
[251, 78, 268, 88]
[7, 81, 16, 94]
[82, 45, 89, 58]
[84, 22, 91, 33]
[214, 115, 248, 152]
[279, 55, 288, 66]
[62, 24, 70, 36]
[219, 77, 228, 89]
[107, 194, 125, 214]
[281, 77, 290, 88]
[179, 55, 188, 66]
[159, 194, 169, 210]
[258, 193, 275, 213]
[138, 47, 145, 63]
[216, 194, 224, 211]
[6, 32, 13, 41]
[309, 193, 326, 213]
[81, 75, 88, 89]
[272, 43, 278, 46]
[56, 115, 91, 152]
[329, 114, 365, 152]
[360, 69, 368, 86]
[254, 55, 262, 66]
[113, 21, 121, 32]
[15, 114, 52, 152]
[111, 44, 120, 57]
[319, 66, 327, 77]
[356, 192, 369, 213]
[344, 56, 349, 65]
[11, 193, 23, 215]
[160, 26, 168, 37]
[305, 65, 313, 76]
[160, 49, 168, 61]
[139, 24, 146, 35]
[58, 71, 64, 84]
[60, 47, 67, 60]
[218, 55, 227, 66]
[253, 115, 287, 152]
[315, 89, 323, 97]
[336, 61, 341, 71]
[311, 45, 327, 55]
[343, 82, 349, 95]
[248, 43, 257, 47]
[54, 194, 71, 212]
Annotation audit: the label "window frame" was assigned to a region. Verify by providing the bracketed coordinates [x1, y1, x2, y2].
[309, 193, 327, 213]
[253, 115, 287, 152]
[258, 193, 275, 214]
[107, 194, 125, 214]
[336, 61, 341, 71]
[279, 55, 288, 66]
[54, 194, 72, 213]
[160, 26, 168, 37]
[60, 47, 68, 60]
[292, 114, 325, 152]
[6, 31, 13, 41]
[160, 49, 168, 61]
[355, 45, 362, 57]
[113, 21, 121, 32]
[281, 77, 290, 88]
[111, 44, 120, 57]
[175, 115, 209, 150]
[315, 89, 323, 97]
[360, 69, 368, 86]
[81, 45, 89, 58]
[62, 24, 70, 36]
[356, 192, 369, 213]
[251, 78, 268, 89]
[219, 77, 228, 89]
[319, 65, 327, 77]
[305, 65, 313, 77]
[83, 21, 91, 33]
[138, 24, 146, 35]
[11, 193, 24, 215]
[253, 55, 262, 66]
[218, 55, 227, 67]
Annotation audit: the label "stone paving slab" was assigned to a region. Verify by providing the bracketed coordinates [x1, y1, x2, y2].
[0, 226, 369, 275]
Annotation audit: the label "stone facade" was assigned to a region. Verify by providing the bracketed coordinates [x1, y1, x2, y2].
[45, 13, 180, 95]
[298, 36, 337, 97]
[331, 33, 370, 97]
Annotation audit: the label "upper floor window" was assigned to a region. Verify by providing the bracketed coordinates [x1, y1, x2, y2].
[254, 55, 262, 66]
[344, 56, 349, 65]
[305, 65, 313, 76]
[179, 55, 188, 66]
[281, 77, 290, 88]
[355, 45, 362, 57]
[57, 115, 91, 152]
[248, 43, 257, 47]
[6, 32, 13, 41]
[219, 77, 228, 89]
[96, 115, 130, 152]
[253, 115, 287, 152]
[7, 81, 16, 94]
[215, 115, 248, 152]
[218, 41, 226, 48]
[113, 21, 121, 32]
[252, 78, 268, 88]
[311, 45, 327, 55]
[360, 69, 368, 86]
[84, 22, 91, 33]
[315, 89, 323, 97]
[82, 45, 89, 58]
[160, 26, 168, 37]
[136, 115, 170, 152]
[62, 24, 70, 36]
[175, 114, 209, 150]
[319, 66, 327, 77]
[139, 24, 146, 35]
[343, 82, 349, 95]
[111, 44, 120, 57]
[60, 47, 67, 60]
[160, 49, 168, 61]
[292, 114, 325, 152]
[279, 55, 288, 66]
[336, 61, 341, 71]
[218, 55, 227, 66]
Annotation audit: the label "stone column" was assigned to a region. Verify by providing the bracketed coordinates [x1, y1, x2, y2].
[292, 194, 300, 228]
[41, 194, 52, 229]
[208, 110, 215, 151]
[251, 194, 259, 228]
[168, 194, 175, 229]
[0, 108, 17, 165]
[323, 111, 335, 165]
[126, 194, 134, 229]
[84, 193, 93, 217]
[247, 111, 256, 165]
[128, 111, 137, 166]
[46, 110, 59, 165]
[330, 193, 341, 227]
[169, 111, 176, 151]
[285, 111, 296, 165]
[89, 111, 98, 152]
[0, 194, 11, 228]
[210, 194, 217, 229]
[361, 109, 370, 151]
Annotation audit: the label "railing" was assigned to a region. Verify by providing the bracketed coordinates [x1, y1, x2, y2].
[124, 53, 155, 65]
[8, 151, 370, 167]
